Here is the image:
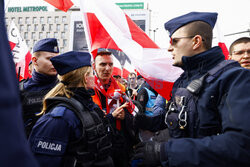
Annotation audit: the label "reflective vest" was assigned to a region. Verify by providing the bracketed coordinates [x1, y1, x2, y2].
[143, 87, 157, 116]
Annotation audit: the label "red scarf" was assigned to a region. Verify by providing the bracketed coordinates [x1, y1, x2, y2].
[94, 76, 124, 130]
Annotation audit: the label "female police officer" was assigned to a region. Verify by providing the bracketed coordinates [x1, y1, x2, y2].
[28, 51, 115, 167]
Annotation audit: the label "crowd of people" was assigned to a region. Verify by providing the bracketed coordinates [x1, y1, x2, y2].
[1, 2, 250, 166]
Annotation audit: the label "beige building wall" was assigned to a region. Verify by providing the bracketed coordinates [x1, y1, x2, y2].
[5, 11, 73, 53]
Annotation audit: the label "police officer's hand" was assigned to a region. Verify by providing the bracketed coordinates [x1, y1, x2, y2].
[133, 141, 161, 167]
[134, 113, 153, 130]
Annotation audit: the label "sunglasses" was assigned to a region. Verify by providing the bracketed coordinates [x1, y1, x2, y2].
[170, 36, 195, 45]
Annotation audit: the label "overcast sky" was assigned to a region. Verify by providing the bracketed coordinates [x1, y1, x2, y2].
[5, 0, 250, 48]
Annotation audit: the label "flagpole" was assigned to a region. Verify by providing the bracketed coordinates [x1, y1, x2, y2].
[17, 67, 21, 81]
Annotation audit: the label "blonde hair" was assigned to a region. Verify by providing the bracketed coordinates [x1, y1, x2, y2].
[39, 66, 92, 115]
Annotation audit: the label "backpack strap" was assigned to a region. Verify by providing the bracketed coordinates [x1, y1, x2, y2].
[206, 60, 239, 83]
[46, 97, 96, 141]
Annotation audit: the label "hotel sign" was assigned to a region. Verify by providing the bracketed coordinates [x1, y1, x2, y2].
[8, 6, 48, 12]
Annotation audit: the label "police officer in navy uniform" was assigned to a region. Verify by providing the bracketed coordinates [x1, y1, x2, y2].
[20, 38, 59, 137]
[0, 1, 39, 166]
[133, 12, 250, 166]
[28, 51, 114, 167]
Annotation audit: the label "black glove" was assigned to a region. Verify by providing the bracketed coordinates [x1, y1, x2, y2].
[133, 141, 161, 167]
[134, 113, 153, 130]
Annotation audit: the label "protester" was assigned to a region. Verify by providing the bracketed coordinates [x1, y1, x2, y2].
[229, 37, 250, 69]
[113, 74, 122, 83]
[0, 1, 38, 166]
[136, 76, 158, 115]
[20, 38, 59, 137]
[127, 72, 139, 100]
[133, 12, 250, 167]
[28, 51, 114, 167]
[92, 50, 139, 167]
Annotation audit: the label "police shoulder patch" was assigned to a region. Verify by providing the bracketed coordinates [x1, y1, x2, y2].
[31, 137, 67, 155]
[50, 106, 67, 118]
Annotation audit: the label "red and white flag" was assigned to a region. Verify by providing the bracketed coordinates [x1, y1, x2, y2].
[44, 0, 73, 12]
[112, 56, 122, 76]
[122, 60, 135, 79]
[79, 0, 183, 100]
[215, 22, 229, 60]
[8, 21, 32, 80]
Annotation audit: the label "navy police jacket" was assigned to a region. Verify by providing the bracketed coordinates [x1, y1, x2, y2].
[23, 70, 58, 91]
[149, 47, 250, 166]
[28, 88, 113, 167]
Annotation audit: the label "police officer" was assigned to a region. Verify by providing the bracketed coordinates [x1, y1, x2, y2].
[20, 38, 59, 137]
[0, 1, 38, 165]
[133, 12, 250, 167]
[28, 51, 114, 167]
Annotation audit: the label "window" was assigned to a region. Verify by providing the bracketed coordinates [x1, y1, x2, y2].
[60, 47, 64, 53]
[46, 32, 50, 38]
[24, 32, 28, 39]
[33, 40, 37, 45]
[54, 32, 58, 38]
[64, 24, 68, 31]
[18, 17, 22, 24]
[39, 32, 43, 39]
[11, 17, 15, 21]
[49, 24, 53, 31]
[25, 17, 30, 24]
[62, 16, 67, 23]
[26, 40, 30, 46]
[40, 17, 44, 24]
[19, 25, 24, 32]
[61, 32, 65, 39]
[31, 32, 36, 39]
[34, 24, 38, 31]
[63, 39, 67, 47]
[55, 16, 59, 23]
[56, 24, 60, 31]
[41, 24, 46, 31]
[47, 17, 52, 23]
[27, 25, 31, 31]
[33, 17, 37, 24]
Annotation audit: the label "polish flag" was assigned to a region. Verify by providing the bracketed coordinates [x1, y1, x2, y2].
[215, 22, 229, 60]
[44, 0, 73, 12]
[112, 55, 122, 76]
[9, 41, 16, 50]
[8, 21, 32, 80]
[122, 60, 135, 79]
[79, 0, 183, 100]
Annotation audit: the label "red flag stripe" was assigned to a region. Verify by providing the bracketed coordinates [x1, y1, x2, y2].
[44, 0, 73, 12]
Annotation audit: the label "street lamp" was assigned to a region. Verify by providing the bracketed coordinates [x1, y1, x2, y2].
[149, 28, 158, 42]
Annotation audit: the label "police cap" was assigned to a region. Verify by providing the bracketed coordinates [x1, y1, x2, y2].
[33, 38, 59, 53]
[164, 12, 218, 37]
[50, 51, 92, 75]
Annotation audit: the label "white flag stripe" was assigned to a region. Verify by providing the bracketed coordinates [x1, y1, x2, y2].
[79, 0, 183, 84]
[8, 21, 30, 78]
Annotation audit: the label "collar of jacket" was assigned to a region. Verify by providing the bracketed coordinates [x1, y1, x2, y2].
[31, 70, 58, 85]
[181, 46, 225, 75]
[69, 87, 96, 111]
